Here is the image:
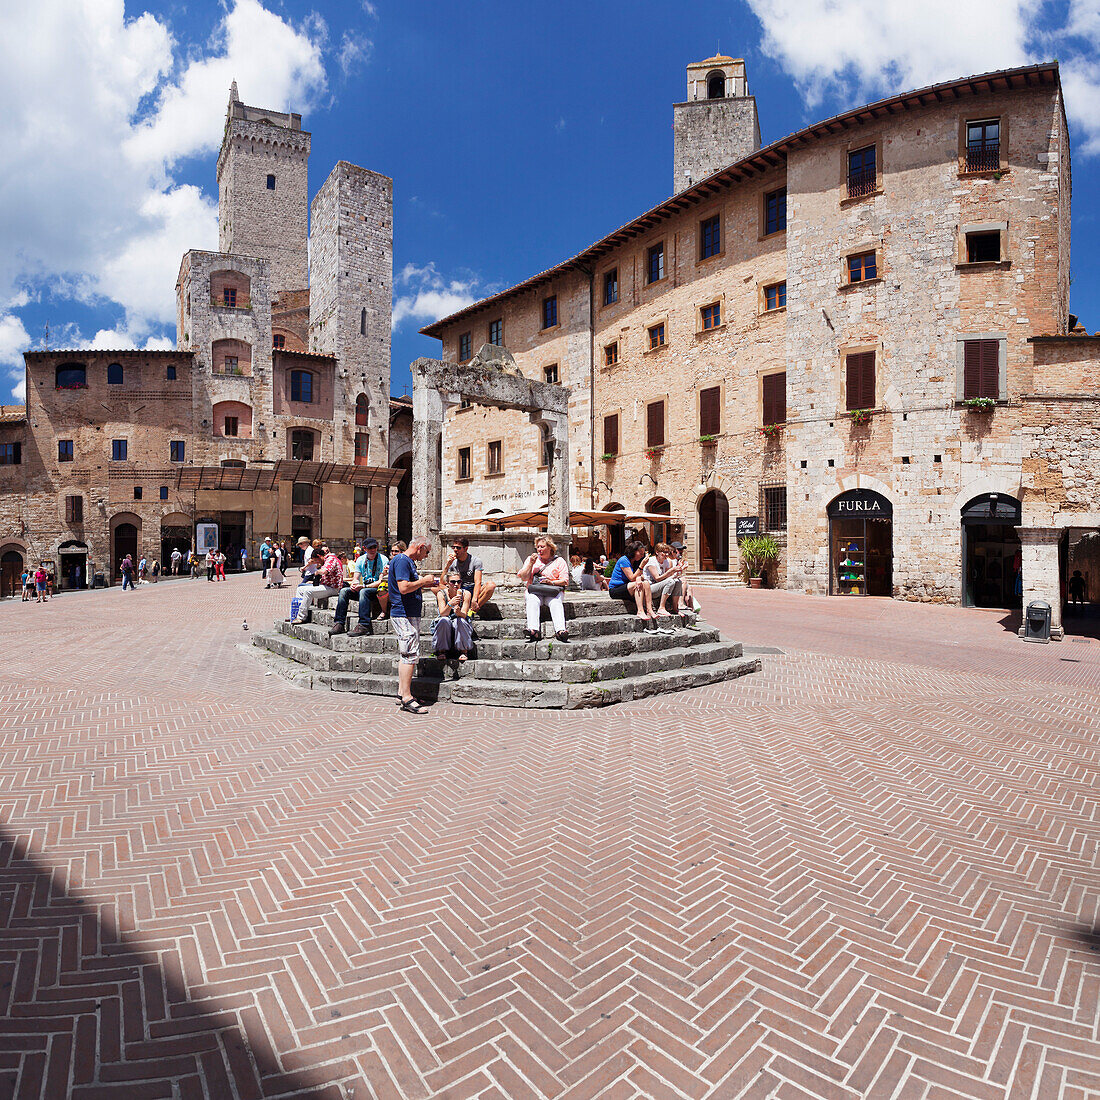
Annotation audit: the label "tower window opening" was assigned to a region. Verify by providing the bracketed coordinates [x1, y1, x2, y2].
[707, 73, 725, 99]
[266, 174, 276, 190]
[360, 308, 367, 335]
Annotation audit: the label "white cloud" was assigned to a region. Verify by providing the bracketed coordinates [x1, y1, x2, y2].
[0, 312, 32, 403]
[392, 263, 480, 329]
[744, 0, 1100, 153]
[338, 31, 373, 77]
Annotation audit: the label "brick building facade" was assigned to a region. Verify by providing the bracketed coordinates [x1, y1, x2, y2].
[0, 86, 410, 594]
[423, 58, 1099, 625]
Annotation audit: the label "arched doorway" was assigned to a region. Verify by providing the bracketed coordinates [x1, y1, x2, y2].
[828, 489, 893, 596]
[393, 452, 412, 543]
[112, 521, 139, 582]
[961, 494, 1021, 608]
[1, 548, 23, 598]
[160, 514, 192, 573]
[698, 490, 729, 570]
[58, 540, 89, 589]
[646, 497, 671, 546]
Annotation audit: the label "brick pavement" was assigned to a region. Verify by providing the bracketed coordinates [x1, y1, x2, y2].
[1, 575, 1099, 1098]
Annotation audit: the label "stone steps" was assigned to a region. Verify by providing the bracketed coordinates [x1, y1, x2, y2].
[682, 571, 746, 588]
[252, 593, 761, 709]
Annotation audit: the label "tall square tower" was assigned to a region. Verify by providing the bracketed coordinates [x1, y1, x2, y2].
[216, 83, 310, 294]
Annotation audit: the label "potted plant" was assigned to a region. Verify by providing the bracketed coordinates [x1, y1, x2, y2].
[698, 434, 717, 445]
[738, 534, 780, 588]
[849, 408, 873, 426]
[760, 423, 783, 439]
[600, 452, 616, 461]
[963, 397, 995, 413]
[644, 446, 663, 460]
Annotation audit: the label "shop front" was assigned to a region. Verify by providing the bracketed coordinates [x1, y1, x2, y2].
[961, 494, 1022, 608]
[828, 489, 893, 597]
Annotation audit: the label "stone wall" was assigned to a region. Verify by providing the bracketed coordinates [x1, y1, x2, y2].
[673, 97, 761, 192]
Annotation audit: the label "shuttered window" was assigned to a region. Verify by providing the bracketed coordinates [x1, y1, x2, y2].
[762, 372, 786, 426]
[647, 401, 665, 447]
[845, 352, 876, 411]
[699, 387, 721, 436]
[963, 339, 1000, 400]
[603, 414, 619, 456]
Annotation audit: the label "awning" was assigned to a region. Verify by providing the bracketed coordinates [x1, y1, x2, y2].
[176, 461, 407, 491]
[453, 509, 682, 529]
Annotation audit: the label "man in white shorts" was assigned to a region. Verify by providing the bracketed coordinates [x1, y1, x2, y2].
[388, 536, 438, 714]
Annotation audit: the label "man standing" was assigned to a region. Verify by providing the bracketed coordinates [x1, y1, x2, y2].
[329, 538, 389, 636]
[120, 554, 135, 591]
[389, 536, 438, 714]
[260, 537, 272, 580]
[170, 547, 182, 576]
[442, 536, 496, 614]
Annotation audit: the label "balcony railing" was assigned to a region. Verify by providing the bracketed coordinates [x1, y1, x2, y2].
[847, 166, 877, 198]
[965, 142, 1000, 172]
[210, 296, 252, 310]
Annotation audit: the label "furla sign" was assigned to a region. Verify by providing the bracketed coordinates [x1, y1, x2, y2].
[826, 489, 893, 518]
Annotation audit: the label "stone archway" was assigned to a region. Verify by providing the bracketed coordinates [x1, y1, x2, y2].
[110, 512, 141, 583]
[686, 474, 737, 572]
[0, 543, 24, 598]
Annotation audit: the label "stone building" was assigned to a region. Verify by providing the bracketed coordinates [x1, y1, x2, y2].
[0, 86, 410, 593]
[423, 57, 1099, 624]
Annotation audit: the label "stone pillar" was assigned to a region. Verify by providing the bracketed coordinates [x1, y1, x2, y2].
[530, 411, 570, 540]
[1016, 526, 1064, 640]
[386, 483, 399, 544]
[412, 381, 457, 568]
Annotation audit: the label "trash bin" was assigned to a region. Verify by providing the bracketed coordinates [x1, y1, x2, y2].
[94, 572, 106, 589]
[1024, 600, 1051, 643]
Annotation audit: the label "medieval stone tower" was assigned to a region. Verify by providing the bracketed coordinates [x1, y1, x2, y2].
[216, 82, 310, 294]
[673, 56, 761, 193]
[309, 163, 394, 468]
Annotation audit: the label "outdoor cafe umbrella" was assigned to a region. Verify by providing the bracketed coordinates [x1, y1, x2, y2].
[453, 509, 682, 528]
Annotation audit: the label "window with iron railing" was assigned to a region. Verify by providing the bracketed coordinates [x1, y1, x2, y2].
[760, 484, 787, 531]
[847, 146, 876, 198]
[966, 119, 1000, 172]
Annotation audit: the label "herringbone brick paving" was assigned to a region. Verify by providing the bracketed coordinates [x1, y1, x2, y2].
[1, 577, 1098, 1098]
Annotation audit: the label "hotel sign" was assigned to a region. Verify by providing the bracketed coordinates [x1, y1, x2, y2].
[827, 489, 892, 518]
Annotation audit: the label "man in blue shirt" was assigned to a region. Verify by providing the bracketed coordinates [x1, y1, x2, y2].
[329, 538, 389, 636]
[389, 536, 438, 713]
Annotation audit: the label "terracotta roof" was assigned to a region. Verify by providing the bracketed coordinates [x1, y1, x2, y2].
[272, 348, 337, 361]
[1027, 334, 1100, 342]
[24, 348, 193, 359]
[0, 405, 27, 424]
[421, 61, 1060, 338]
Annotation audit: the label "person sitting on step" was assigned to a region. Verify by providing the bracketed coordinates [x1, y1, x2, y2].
[432, 571, 473, 661]
[442, 536, 495, 615]
[292, 545, 343, 624]
[518, 535, 570, 643]
[645, 542, 684, 620]
[608, 540, 666, 633]
[329, 539, 389, 636]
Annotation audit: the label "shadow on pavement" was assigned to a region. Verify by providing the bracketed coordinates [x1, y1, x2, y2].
[0, 834, 338, 1099]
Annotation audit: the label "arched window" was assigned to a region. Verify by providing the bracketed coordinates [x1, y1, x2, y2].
[707, 72, 725, 99]
[55, 363, 87, 390]
[212, 338, 252, 377]
[290, 429, 315, 461]
[360, 308, 367, 335]
[355, 394, 369, 426]
[221, 459, 246, 468]
[290, 370, 313, 403]
[107, 362, 124, 385]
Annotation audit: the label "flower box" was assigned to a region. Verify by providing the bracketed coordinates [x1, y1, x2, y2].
[759, 423, 783, 439]
[963, 397, 995, 412]
[644, 447, 663, 460]
[849, 408, 873, 426]
[698, 434, 717, 445]
[600, 452, 616, 461]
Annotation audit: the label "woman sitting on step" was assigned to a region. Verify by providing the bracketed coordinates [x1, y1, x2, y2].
[608, 541, 671, 634]
[518, 536, 570, 643]
[432, 571, 473, 661]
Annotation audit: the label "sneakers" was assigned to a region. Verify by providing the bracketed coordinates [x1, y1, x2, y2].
[643, 621, 659, 634]
[656, 623, 676, 635]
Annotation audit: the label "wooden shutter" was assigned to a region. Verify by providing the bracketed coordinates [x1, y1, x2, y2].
[846, 352, 875, 410]
[647, 401, 665, 447]
[603, 414, 619, 455]
[964, 339, 999, 399]
[762, 373, 786, 426]
[699, 387, 721, 436]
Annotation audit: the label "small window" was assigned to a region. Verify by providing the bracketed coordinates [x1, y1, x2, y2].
[966, 231, 1001, 264]
[458, 332, 471, 362]
[764, 282, 786, 311]
[273, 334, 285, 349]
[290, 370, 313, 403]
[848, 251, 877, 283]
[543, 363, 559, 384]
[646, 242, 665, 285]
[170, 440, 186, 462]
[647, 323, 666, 350]
[847, 145, 877, 198]
[291, 430, 314, 461]
[65, 495, 83, 523]
[963, 339, 1000, 400]
[55, 363, 87, 390]
[223, 416, 239, 437]
[107, 363, 124, 385]
[292, 482, 313, 506]
[700, 386, 721, 436]
[160, 486, 169, 501]
[604, 342, 619, 367]
[166, 365, 177, 380]
[487, 440, 502, 475]
[0, 443, 21, 465]
[646, 401, 665, 447]
[460, 397, 472, 410]
[762, 373, 786, 426]
[58, 440, 74, 462]
[360, 308, 367, 335]
[354, 433, 369, 464]
[542, 295, 558, 329]
[540, 424, 554, 468]
[133, 486, 143, 501]
[761, 486, 787, 531]
[458, 446, 472, 480]
[966, 119, 1000, 172]
[603, 268, 618, 306]
[355, 394, 369, 426]
[764, 188, 787, 235]
[489, 319, 502, 346]
[223, 355, 239, 375]
[111, 439, 127, 461]
[700, 303, 721, 331]
[603, 413, 619, 456]
[223, 287, 237, 308]
[845, 352, 876, 411]
[266, 174, 276, 190]
[700, 215, 721, 259]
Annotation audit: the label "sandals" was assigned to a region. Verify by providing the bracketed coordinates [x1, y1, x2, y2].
[398, 697, 429, 714]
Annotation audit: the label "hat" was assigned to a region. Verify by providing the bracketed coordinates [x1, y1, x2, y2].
[297, 536, 310, 545]
[363, 538, 379, 550]
[671, 541, 685, 550]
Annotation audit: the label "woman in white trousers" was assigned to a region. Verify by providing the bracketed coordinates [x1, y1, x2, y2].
[517, 536, 570, 643]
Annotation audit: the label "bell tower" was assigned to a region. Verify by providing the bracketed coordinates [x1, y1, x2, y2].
[673, 56, 761, 193]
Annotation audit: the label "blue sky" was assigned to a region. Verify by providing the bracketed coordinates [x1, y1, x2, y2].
[2, 0, 1099, 403]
